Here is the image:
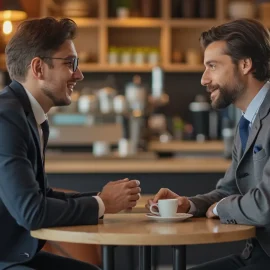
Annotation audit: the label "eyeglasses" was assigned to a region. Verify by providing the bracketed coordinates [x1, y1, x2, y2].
[40, 57, 79, 72]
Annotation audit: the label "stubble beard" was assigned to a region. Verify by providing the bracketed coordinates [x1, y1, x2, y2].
[211, 78, 246, 110]
[41, 85, 71, 107]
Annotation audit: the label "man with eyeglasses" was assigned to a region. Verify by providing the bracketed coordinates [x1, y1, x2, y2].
[0, 17, 141, 270]
[39, 56, 79, 73]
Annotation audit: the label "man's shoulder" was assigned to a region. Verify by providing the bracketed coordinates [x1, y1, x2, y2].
[0, 85, 23, 114]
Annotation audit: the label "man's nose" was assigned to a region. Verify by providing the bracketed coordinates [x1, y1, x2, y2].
[201, 70, 211, 86]
[74, 68, 84, 81]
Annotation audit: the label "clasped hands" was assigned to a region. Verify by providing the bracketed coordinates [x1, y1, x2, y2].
[99, 178, 141, 214]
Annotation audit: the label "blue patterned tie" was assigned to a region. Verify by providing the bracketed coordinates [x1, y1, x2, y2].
[239, 116, 250, 152]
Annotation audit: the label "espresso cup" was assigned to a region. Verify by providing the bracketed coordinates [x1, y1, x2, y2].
[149, 199, 178, 217]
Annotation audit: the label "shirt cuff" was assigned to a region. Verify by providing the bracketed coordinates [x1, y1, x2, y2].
[213, 198, 226, 216]
[93, 196, 105, 218]
[188, 200, 197, 214]
[212, 204, 219, 216]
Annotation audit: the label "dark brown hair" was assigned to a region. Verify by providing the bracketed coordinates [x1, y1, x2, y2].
[5, 17, 77, 81]
[200, 19, 270, 81]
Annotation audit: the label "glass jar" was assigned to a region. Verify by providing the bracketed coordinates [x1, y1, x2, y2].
[148, 47, 160, 65]
[134, 47, 145, 65]
[186, 49, 202, 65]
[172, 50, 183, 63]
[120, 47, 133, 65]
[108, 47, 119, 65]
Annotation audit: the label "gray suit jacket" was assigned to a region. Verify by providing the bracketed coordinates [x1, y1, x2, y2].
[190, 85, 270, 256]
[0, 81, 99, 269]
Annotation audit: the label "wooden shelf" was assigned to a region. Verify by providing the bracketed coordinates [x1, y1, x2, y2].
[148, 140, 224, 153]
[56, 17, 99, 28]
[169, 19, 219, 28]
[78, 63, 157, 72]
[45, 157, 231, 173]
[29, 0, 234, 73]
[57, 18, 222, 29]
[165, 64, 204, 72]
[106, 18, 162, 28]
[77, 63, 205, 73]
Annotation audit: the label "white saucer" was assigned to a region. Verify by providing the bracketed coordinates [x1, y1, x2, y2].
[146, 213, 193, 222]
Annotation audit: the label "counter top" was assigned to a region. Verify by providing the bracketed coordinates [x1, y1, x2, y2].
[148, 140, 224, 152]
[45, 156, 231, 174]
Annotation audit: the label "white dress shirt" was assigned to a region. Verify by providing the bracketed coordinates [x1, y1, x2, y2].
[24, 89, 105, 217]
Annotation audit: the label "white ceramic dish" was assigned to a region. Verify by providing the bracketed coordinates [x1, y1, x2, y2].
[146, 213, 193, 222]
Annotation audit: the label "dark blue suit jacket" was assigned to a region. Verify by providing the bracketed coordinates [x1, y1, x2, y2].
[0, 81, 99, 269]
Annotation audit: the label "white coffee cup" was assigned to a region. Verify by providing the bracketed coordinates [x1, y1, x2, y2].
[150, 199, 178, 218]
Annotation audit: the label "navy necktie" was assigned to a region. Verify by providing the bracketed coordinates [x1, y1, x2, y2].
[40, 120, 49, 154]
[239, 116, 250, 152]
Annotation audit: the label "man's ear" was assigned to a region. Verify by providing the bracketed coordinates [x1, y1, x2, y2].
[30, 57, 45, 79]
[240, 58, 253, 75]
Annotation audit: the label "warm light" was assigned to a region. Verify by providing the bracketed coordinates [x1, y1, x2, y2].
[0, 10, 27, 21]
[3, 20, 12, 35]
[3, 10, 12, 20]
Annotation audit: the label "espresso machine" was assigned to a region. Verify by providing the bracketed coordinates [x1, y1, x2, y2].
[119, 67, 169, 156]
[47, 67, 169, 157]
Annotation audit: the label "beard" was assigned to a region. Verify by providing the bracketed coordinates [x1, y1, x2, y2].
[41, 85, 71, 107]
[208, 78, 246, 110]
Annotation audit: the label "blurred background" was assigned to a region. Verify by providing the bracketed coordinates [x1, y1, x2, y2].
[0, 0, 268, 269]
[1, 0, 266, 157]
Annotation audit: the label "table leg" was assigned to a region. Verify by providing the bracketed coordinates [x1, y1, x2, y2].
[102, 245, 115, 270]
[172, 245, 186, 270]
[151, 246, 159, 270]
[139, 246, 152, 270]
[126, 246, 135, 270]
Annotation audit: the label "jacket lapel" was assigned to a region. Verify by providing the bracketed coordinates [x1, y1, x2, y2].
[8, 81, 44, 171]
[27, 113, 42, 153]
[242, 116, 261, 157]
[242, 85, 270, 157]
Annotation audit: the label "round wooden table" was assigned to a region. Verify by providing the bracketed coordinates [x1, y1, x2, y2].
[31, 214, 255, 270]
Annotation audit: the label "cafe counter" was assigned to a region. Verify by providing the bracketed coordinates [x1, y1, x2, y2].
[45, 140, 229, 173]
[45, 155, 230, 174]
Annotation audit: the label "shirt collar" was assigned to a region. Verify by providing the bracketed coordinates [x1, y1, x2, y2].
[243, 81, 270, 124]
[24, 88, 47, 125]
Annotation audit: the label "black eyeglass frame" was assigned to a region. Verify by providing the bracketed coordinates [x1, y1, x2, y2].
[39, 56, 79, 72]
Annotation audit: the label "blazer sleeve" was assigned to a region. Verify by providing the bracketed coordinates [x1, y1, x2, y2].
[0, 108, 99, 231]
[45, 185, 99, 200]
[217, 156, 270, 227]
[189, 139, 240, 217]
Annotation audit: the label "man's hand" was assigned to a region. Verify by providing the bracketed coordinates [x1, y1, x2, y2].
[99, 178, 141, 213]
[145, 188, 190, 213]
[206, 202, 219, 219]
